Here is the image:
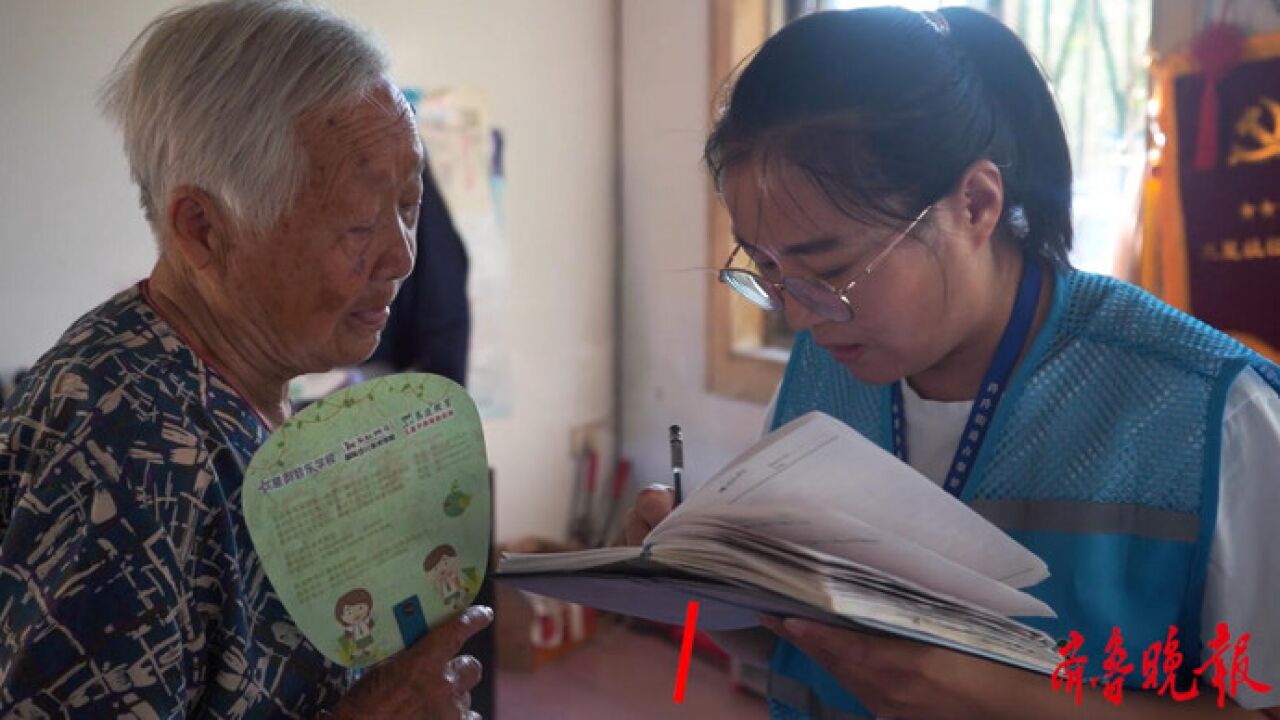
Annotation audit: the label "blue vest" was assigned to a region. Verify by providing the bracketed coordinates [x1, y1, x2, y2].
[765, 270, 1280, 719]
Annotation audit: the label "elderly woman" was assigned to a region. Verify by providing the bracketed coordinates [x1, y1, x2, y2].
[0, 2, 488, 718]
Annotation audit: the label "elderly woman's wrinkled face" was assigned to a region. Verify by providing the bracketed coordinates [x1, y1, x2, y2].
[223, 82, 423, 374]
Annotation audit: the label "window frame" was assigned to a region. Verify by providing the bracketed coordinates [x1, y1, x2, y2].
[705, 0, 785, 405]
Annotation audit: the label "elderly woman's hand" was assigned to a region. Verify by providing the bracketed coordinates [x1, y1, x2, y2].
[327, 605, 493, 720]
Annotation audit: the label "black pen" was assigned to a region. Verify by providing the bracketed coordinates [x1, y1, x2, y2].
[669, 425, 684, 506]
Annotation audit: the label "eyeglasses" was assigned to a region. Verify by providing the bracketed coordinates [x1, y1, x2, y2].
[718, 205, 932, 323]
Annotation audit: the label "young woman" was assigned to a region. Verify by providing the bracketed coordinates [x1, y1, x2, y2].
[627, 7, 1279, 719]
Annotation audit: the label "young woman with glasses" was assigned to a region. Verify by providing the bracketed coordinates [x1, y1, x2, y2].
[625, 6, 1280, 720]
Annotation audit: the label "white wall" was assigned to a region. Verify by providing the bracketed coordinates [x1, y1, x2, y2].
[0, 1, 166, 372]
[0, 0, 616, 543]
[619, 0, 767, 498]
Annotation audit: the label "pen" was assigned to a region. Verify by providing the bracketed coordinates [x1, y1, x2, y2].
[669, 425, 684, 506]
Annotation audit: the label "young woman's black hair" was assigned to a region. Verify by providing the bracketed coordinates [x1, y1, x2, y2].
[705, 6, 1074, 267]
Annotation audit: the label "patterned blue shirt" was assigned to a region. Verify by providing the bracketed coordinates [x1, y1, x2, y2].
[0, 285, 352, 718]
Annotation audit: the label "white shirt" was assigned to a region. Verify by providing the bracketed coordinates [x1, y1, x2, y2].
[764, 369, 1280, 710]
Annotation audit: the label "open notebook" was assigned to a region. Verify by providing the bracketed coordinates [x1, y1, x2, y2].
[497, 411, 1063, 675]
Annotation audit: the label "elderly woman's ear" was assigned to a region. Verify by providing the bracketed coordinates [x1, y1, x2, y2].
[166, 185, 237, 273]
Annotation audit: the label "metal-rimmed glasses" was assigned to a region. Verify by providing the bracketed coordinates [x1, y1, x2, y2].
[717, 205, 933, 323]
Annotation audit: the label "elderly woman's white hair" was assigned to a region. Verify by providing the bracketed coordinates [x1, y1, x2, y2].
[100, 0, 392, 237]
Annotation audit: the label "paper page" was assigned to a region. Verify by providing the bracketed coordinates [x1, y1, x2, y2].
[499, 573, 830, 632]
[498, 573, 1060, 675]
[652, 507, 1054, 617]
[498, 546, 643, 574]
[665, 412, 1046, 588]
[243, 374, 491, 668]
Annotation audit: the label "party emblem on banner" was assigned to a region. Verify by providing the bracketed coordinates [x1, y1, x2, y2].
[1145, 33, 1280, 361]
[1228, 96, 1280, 166]
[243, 374, 490, 668]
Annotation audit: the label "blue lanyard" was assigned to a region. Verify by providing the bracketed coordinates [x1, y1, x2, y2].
[890, 258, 1043, 497]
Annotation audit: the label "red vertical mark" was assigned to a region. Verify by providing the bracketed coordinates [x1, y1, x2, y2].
[673, 600, 700, 703]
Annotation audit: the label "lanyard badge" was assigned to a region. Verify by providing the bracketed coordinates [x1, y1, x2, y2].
[891, 259, 1044, 497]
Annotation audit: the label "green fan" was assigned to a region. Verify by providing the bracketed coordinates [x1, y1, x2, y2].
[243, 373, 490, 668]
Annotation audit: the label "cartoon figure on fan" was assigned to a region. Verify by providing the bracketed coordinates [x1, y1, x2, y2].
[423, 544, 481, 611]
[334, 588, 380, 664]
